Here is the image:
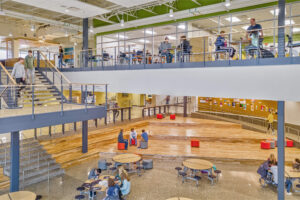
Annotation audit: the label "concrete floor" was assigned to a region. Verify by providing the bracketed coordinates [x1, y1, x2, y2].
[24, 157, 300, 200]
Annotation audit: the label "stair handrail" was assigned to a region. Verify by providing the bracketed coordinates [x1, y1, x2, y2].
[39, 52, 71, 84]
[0, 62, 16, 85]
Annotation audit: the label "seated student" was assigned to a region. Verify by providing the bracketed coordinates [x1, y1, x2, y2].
[118, 129, 128, 150]
[120, 173, 131, 197]
[270, 162, 293, 195]
[268, 153, 277, 166]
[159, 37, 173, 63]
[138, 129, 148, 148]
[88, 168, 101, 180]
[129, 128, 137, 146]
[215, 31, 236, 58]
[104, 178, 121, 200]
[177, 35, 192, 62]
[292, 158, 300, 170]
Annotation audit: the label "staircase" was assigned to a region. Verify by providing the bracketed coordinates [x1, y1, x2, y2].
[0, 138, 64, 190]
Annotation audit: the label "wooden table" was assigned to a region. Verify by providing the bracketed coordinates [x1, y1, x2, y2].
[83, 175, 116, 198]
[113, 153, 141, 164]
[166, 198, 193, 200]
[183, 159, 213, 170]
[0, 191, 36, 200]
[285, 167, 300, 178]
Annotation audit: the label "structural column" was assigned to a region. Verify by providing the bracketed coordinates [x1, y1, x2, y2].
[10, 131, 20, 192]
[82, 120, 88, 153]
[277, 101, 285, 200]
[277, 1, 286, 200]
[82, 18, 89, 68]
[183, 96, 188, 117]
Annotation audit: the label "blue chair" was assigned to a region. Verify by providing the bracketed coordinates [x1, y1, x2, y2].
[75, 194, 85, 200]
[76, 186, 85, 195]
[179, 171, 187, 183]
[175, 167, 182, 177]
[194, 175, 201, 186]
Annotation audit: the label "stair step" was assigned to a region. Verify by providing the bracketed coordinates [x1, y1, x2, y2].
[22, 100, 62, 105]
[4, 158, 55, 172]
[21, 168, 64, 187]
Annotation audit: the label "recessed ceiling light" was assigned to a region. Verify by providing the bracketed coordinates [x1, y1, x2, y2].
[139, 39, 150, 43]
[65, 9, 69, 13]
[285, 20, 295, 25]
[225, 17, 241, 23]
[225, 0, 231, 7]
[167, 35, 176, 40]
[169, 9, 174, 18]
[144, 30, 156, 35]
[30, 25, 35, 32]
[178, 24, 186, 30]
[270, 8, 286, 16]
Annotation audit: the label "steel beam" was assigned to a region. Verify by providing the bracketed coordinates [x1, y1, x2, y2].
[277, 101, 285, 200]
[10, 131, 19, 192]
[82, 120, 88, 153]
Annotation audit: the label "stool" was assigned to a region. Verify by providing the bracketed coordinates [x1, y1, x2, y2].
[98, 159, 107, 170]
[140, 141, 148, 149]
[201, 170, 208, 175]
[296, 184, 300, 188]
[261, 141, 271, 149]
[36, 195, 42, 200]
[175, 167, 182, 177]
[118, 143, 125, 150]
[214, 170, 222, 181]
[157, 114, 163, 119]
[194, 175, 201, 186]
[286, 139, 294, 147]
[76, 186, 85, 195]
[191, 140, 200, 148]
[142, 159, 153, 169]
[208, 174, 217, 185]
[170, 114, 176, 120]
[179, 171, 187, 183]
[75, 195, 85, 200]
[266, 140, 275, 149]
[136, 166, 144, 176]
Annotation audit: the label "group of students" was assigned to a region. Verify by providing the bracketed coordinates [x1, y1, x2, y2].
[118, 128, 148, 150]
[88, 165, 131, 200]
[257, 154, 300, 195]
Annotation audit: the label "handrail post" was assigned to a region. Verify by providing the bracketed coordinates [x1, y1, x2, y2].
[69, 84, 72, 103]
[142, 108, 144, 118]
[32, 85, 35, 119]
[61, 80, 63, 116]
[128, 107, 131, 120]
[105, 84, 108, 124]
[153, 107, 156, 116]
[203, 38, 206, 66]
[92, 84, 95, 105]
[148, 107, 150, 117]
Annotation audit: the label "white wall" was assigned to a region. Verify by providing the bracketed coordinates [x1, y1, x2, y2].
[285, 101, 300, 125]
[63, 64, 300, 101]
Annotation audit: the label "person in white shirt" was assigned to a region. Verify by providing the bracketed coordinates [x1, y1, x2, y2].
[270, 162, 278, 185]
[129, 128, 137, 146]
[11, 58, 26, 97]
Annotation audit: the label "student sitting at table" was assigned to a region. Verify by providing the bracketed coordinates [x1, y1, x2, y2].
[215, 31, 236, 58]
[138, 129, 148, 148]
[292, 158, 300, 170]
[159, 37, 173, 63]
[104, 178, 121, 200]
[88, 168, 102, 180]
[118, 129, 128, 150]
[129, 128, 137, 146]
[120, 173, 131, 197]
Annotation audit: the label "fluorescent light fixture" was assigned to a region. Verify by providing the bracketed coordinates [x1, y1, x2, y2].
[30, 25, 35, 32]
[120, 19, 124, 27]
[225, 0, 231, 7]
[144, 30, 156, 35]
[293, 28, 300, 32]
[139, 39, 150, 43]
[74, 42, 78, 46]
[242, 25, 249, 30]
[285, 20, 295, 25]
[167, 35, 176, 40]
[169, 9, 174, 18]
[20, 44, 29, 49]
[225, 17, 240, 23]
[89, 26, 94, 33]
[116, 34, 128, 39]
[270, 8, 286, 16]
[178, 24, 186, 30]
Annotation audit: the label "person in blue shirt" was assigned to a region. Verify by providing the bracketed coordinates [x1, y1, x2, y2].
[215, 31, 236, 58]
[88, 168, 101, 179]
[138, 129, 148, 148]
[245, 18, 264, 58]
[104, 178, 121, 200]
[118, 129, 128, 150]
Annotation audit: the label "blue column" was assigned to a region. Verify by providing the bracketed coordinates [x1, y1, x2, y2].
[278, 0, 286, 58]
[183, 96, 188, 117]
[37, 51, 40, 69]
[83, 18, 89, 68]
[82, 120, 88, 153]
[277, 101, 285, 200]
[10, 131, 20, 192]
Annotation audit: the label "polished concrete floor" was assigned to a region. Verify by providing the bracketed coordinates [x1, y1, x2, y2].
[23, 157, 300, 200]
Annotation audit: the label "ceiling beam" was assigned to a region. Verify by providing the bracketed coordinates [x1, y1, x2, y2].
[94, 16, 116, 24]
[191, 0, 201, 6]
[141, 8, 158, 15]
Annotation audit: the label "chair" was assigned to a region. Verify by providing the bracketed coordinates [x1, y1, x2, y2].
[208, 174, 217, 185]
[260, 141, 271, 149]
[191, 140, 200, 148]
[136, 166, 144, 176]
[215, 49, 229, 60]
[140, 141, 148, 149]
[296, 184, 300, 189]
[179, 171, 187, 183]
[98, 159, 107, 170]
[142, 159, 153, 169]
[118, 143, 126, 150]
[175, 167, 182, 177]
[76, 186, 85, 195]
[194, 175, 201, 186]
[35, 195, 42, 200]
[214, 170, 222, 182]
[170, 114, 176, 120]
[157, 114, 163, 119]
[75, 195, 85, 200]
[286, 139, 293, 147]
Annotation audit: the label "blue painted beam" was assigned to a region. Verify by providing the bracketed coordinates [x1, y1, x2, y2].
[10, 131, 19, 192]
[0, 106, 106, 134]
[82, 120, 88, 153]
[277, 101, 285, 200]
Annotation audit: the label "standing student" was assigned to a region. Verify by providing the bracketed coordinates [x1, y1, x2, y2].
[58, 46, 64, 68]
[129, 128, 137, 146]
[267, 111, 274, 135]
[25, 50, 35, 85]
[245, 18, 263, 58]
[11, 58, 26, 97]
[177, 35, 192, 62]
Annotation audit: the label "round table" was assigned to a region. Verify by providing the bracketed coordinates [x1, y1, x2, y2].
[113, 153, 141, 164]
[285, 166, 300, 178]
[183, 159, 213, 170]
[166, 198, 193, 200]
[0, 191, 36, 200]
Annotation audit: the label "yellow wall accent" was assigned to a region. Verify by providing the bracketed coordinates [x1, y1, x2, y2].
[198, 97, 277, 119]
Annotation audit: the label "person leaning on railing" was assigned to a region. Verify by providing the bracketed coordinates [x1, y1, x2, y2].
[159, 36, 173, 63]
[177, 35, 192, 62]
[245, 18, 264, 58]
[11, 57, 26, 97]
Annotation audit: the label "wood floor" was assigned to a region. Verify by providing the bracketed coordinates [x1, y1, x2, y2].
[38, 117, 300, 169]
